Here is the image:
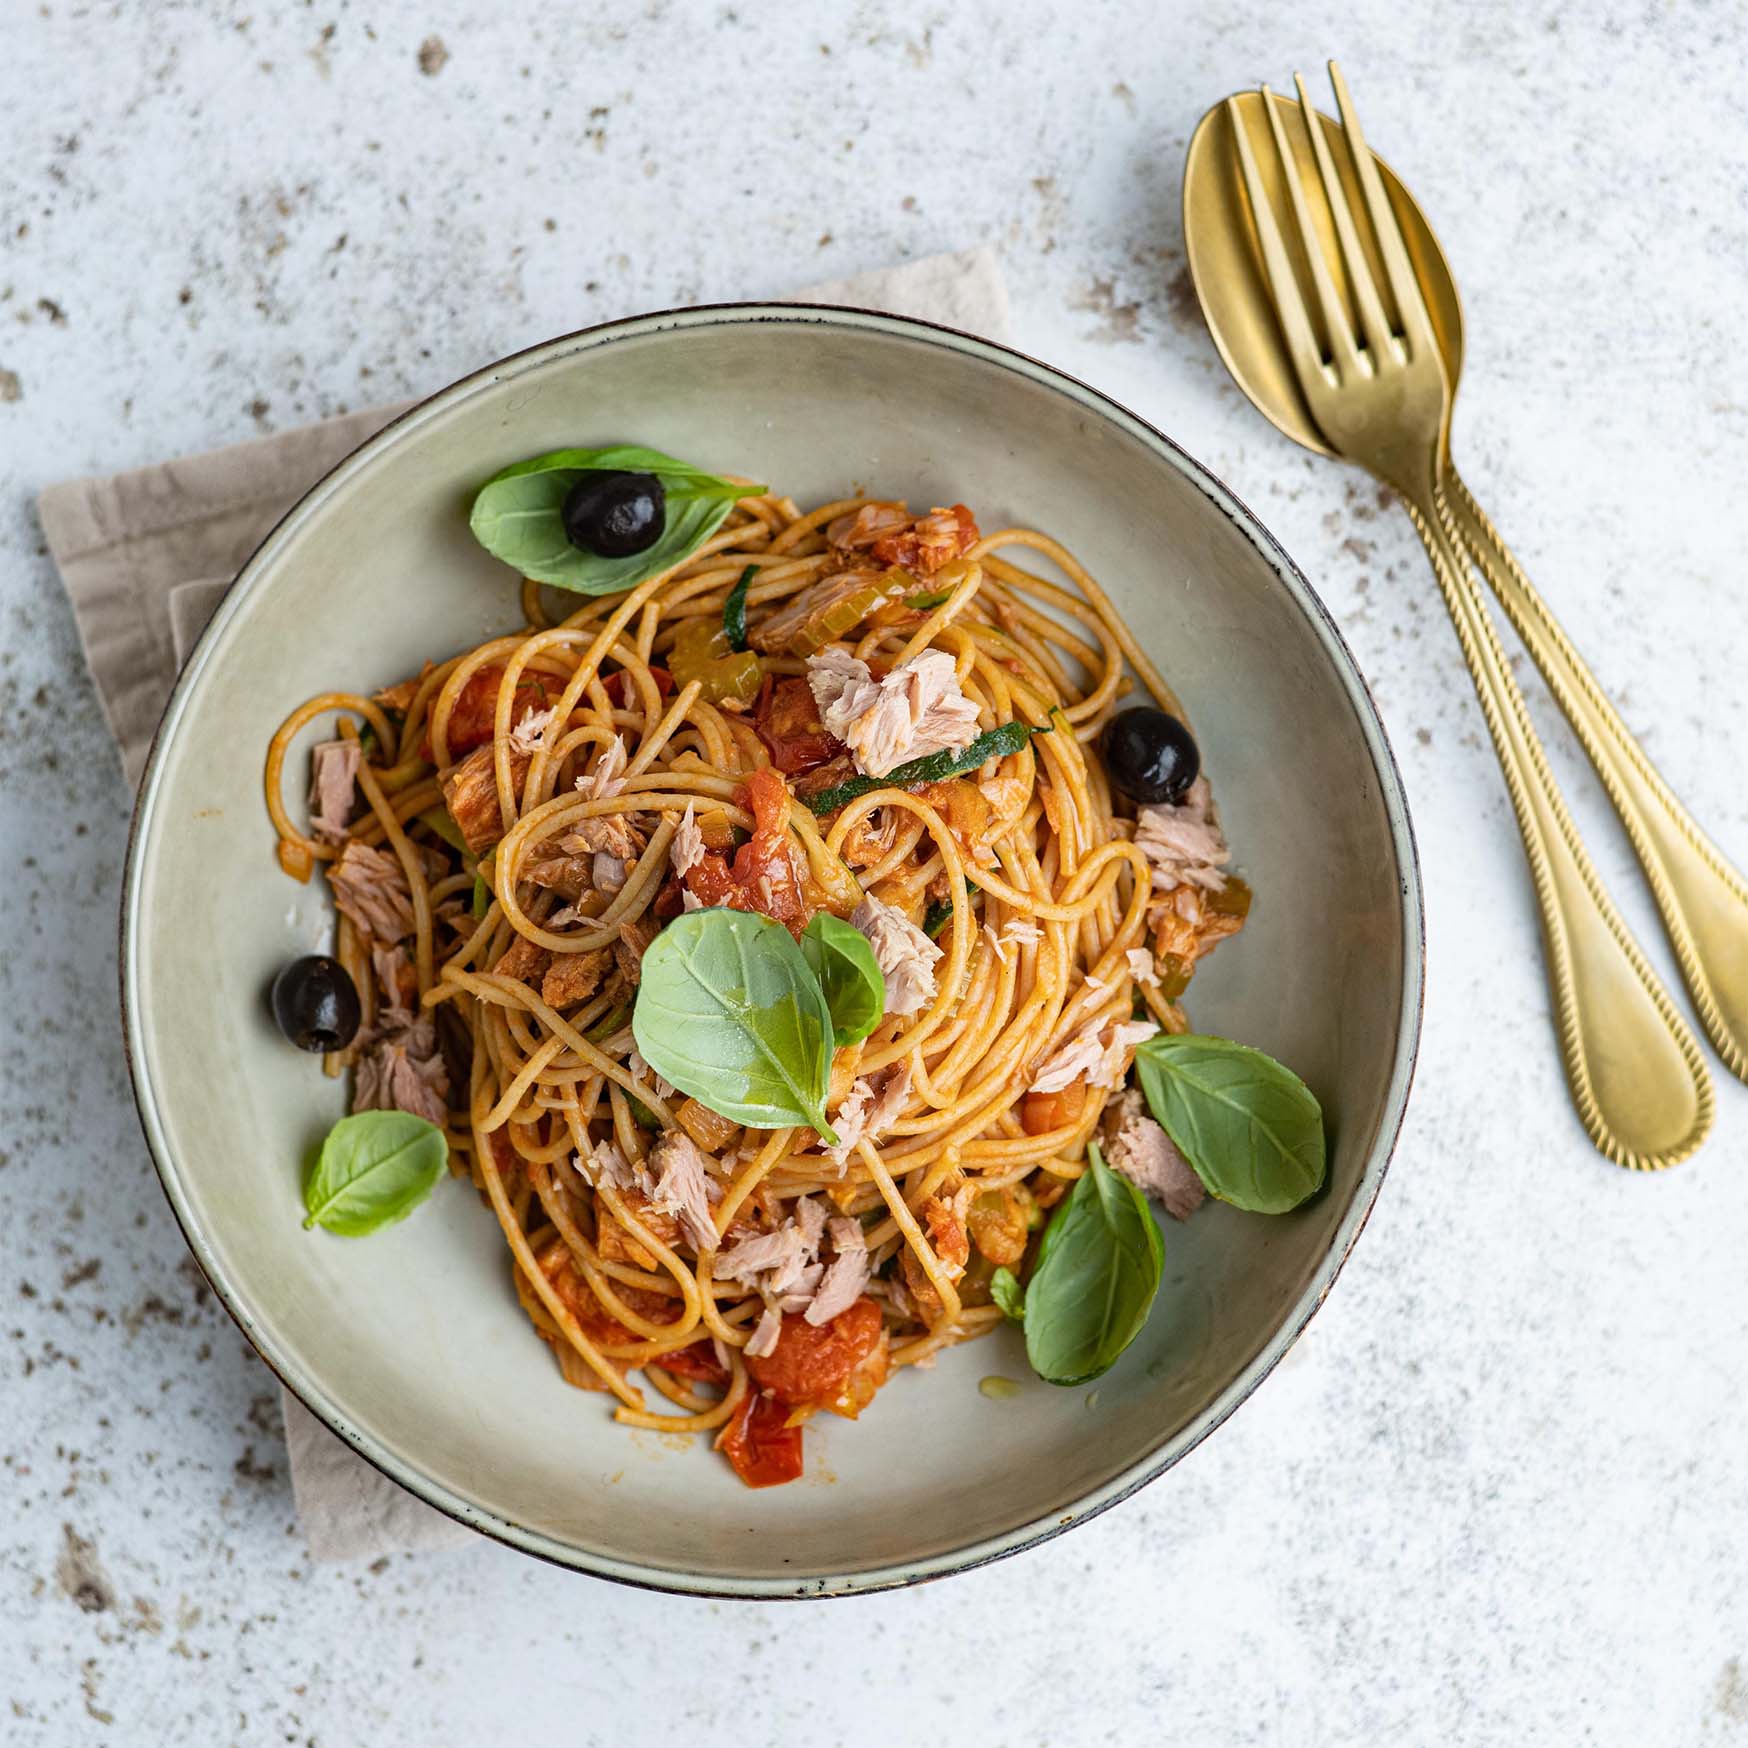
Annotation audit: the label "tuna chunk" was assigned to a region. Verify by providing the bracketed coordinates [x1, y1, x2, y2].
[645, 1129, 719, 1252]
[825, 1064, 912, 1169]
[827, 501, 980, 575]
[308, 739, 361, 844]
[353, 1012, 449, 1126]
[669, 801, 706, 876]
[806, 1217, 871, 1325]
[1030, 1017, 1160, 1095]
[573, 736, 628, 801]
[328, 842, 416, 944]
[440, 743, 529, 854]
[1134, 776, 1230, 895]
[1101, 1087, 1204, 1221]
[540, 947, 611, 1009]
[522, 852, 597, 902]
[613, 915, 657, 989]
[493, 935, 553, 987]
[561, 813, 645, 859]
[807, 647, 981, 778]
[851, 896, 942, 1017]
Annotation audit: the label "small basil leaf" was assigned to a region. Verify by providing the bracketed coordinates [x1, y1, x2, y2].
[723, 564, 755, 652]
[302, 1110, 448, 1237]
[1133, 1034, 1325, 1214]
[798, 912, 886, 1047]
[469, 444, 765, 596]
[1022, 1144, 1163, 1385]
[990, 1266, 1026, 1322]
[803, 720, 1049, 815]
[631, 909, 837, 1140]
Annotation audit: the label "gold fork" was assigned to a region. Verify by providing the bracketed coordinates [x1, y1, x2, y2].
[1222, 66, 1713, 1168]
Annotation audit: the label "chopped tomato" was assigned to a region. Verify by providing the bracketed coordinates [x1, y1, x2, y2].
[717, 1388, 806, 1488]
[753, 675, 844, 776]
[602, 665, 675, 707]
[421, 665, 554, 762]
[651, 1343, 730, 1386]
[915, 778, 997, 869]
[1021, 1080, 1090, 1136]
[683, 765, 812, 935]
[745, 1297, 889, 1418]
[870, 504, 980, 576]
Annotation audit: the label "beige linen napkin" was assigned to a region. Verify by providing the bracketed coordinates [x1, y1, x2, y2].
[41, 246, 1010, 1560]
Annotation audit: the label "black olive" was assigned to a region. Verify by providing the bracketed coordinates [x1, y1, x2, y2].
[561, 470, 665, 557]
[1102, 707, 1201, 805]
[270, 955, 362, 1053]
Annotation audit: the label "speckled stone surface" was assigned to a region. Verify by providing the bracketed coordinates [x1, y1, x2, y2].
[6, 5, 1748, 1743]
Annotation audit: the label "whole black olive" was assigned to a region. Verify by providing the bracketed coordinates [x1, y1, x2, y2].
[1102, 706, 1201, 805]
[561, 470, 665, 558]
[271, 955, 362, 1053]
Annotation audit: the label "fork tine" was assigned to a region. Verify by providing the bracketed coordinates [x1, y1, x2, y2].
[1258, 85, 1362, 377]
[1293, 71, 1395, 366]
[1327, 60, 1439, 359]
[1225, 96, 1329, 390]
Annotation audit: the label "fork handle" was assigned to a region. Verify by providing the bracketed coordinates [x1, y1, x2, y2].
[1399, 479, 1713, 1168]
[1444, 469, 1748, 1083]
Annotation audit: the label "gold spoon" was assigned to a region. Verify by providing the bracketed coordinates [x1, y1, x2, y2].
[1183, 66, 1720, 1167]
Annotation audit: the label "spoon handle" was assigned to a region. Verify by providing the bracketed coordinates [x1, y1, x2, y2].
[1445, 469, 1748, 1083]
[1401, 480, 1713, 1167]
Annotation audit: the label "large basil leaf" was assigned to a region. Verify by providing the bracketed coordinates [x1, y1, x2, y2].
[1021, 1144, 1163, 1385]
[469, 444, 765, 596]
[1133, 1034, 1325, 1213]
[799, 912, 885, 1047]
[802, 720, 1049, 815]
[631, 909, 837, 1140]
[302, 1110, 448, 1237]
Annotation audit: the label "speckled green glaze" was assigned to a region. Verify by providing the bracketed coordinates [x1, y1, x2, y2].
[121, 306, 1423, 1597]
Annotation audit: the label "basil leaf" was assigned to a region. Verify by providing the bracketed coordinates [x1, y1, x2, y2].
[799, 912, 886, 1047]
[1133, 1034, 1325, 1213]
[723, 564, 754, 652]
[990, 1266, 1026, 1322]
[469, 445, 765, 596]
[302, 1111, 448, 1237]
[803, 720, 1049, 815]
[418, 807, 469, 852]
[1022, 1144, 1163, 1385]
[631, 909, 837, 1140]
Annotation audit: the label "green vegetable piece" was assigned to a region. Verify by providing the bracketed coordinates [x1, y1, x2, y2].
[990, 1266, 1026, 1322]
[922, 899, 954, 940]
[723, 564, 755, 652]
[418, 807, 469, 852]
[1133, 1034, 1326, 1214]
[471, 870, 492, 920]
[802, 720, 1049, 815]
[798, 912, 886, 1047]
[631, 909, 838, 1141]
[1021, 1144, 1163, 1385]
[302, 1110, 448, 1237]
[469, 444, 765, 596]
[905, 587, 955, 611]
[629, 1096, 661, 1131]
[584, 1000, 633, 1043]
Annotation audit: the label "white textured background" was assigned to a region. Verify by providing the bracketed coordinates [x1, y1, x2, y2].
[5, 4, 1748, 1744]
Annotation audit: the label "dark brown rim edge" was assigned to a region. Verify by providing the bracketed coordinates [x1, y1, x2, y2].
[118, 299, 1425, 1598]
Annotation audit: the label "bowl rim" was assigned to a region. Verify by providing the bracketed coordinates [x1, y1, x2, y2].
[120, 299, 1425, 1598]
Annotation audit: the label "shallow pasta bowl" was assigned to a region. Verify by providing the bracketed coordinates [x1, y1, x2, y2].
[122, 304, 1423, 1596]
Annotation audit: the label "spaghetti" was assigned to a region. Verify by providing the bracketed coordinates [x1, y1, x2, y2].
[266, 486, 1251, 1486]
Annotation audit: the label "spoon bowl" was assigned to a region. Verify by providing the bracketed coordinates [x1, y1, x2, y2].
[1184, 93, 1465, 460]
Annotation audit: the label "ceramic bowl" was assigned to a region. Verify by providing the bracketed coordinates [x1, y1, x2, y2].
[122, 305, 1423, 1596]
